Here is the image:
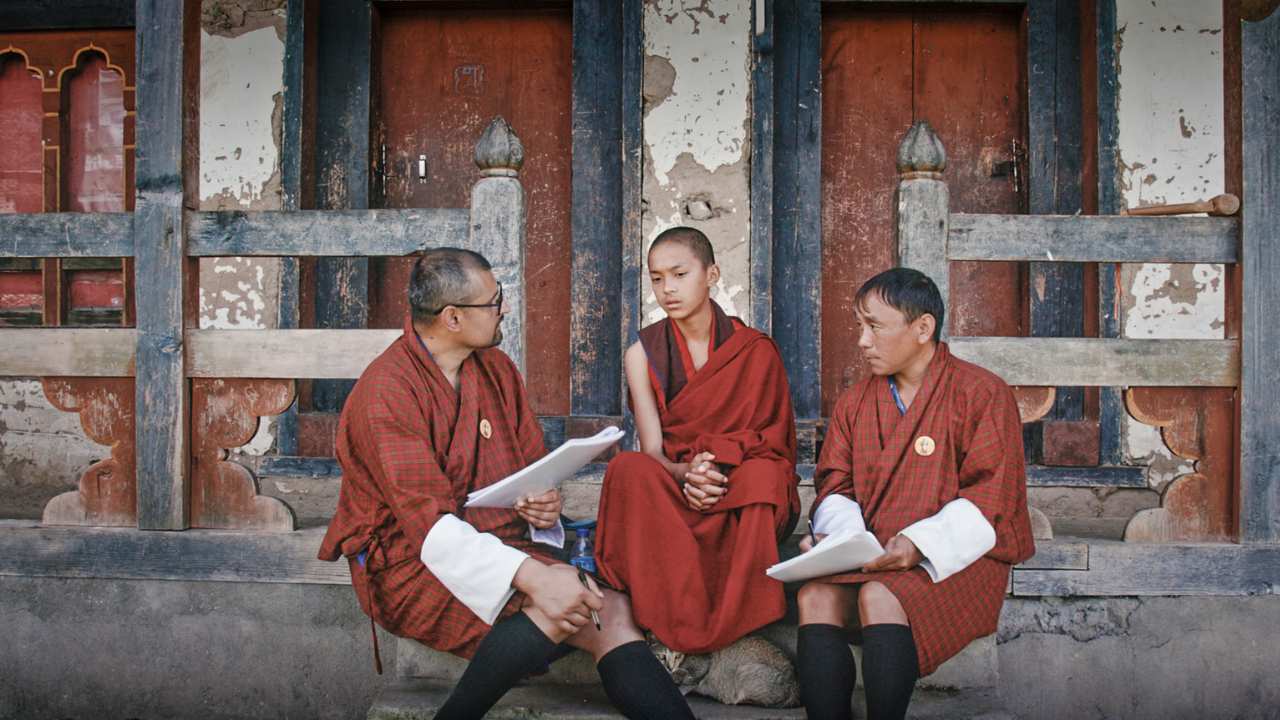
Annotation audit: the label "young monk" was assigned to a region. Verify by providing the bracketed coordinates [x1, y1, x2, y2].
[319, 248, 695, 720]
[794, 267, 1035, 720]
[594, 226, 801, 655]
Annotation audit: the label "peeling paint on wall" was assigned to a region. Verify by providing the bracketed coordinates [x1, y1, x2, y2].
[0, 380, 101, 518]
[641, 0, 753, 325]
[1115, 0, 1225, 487]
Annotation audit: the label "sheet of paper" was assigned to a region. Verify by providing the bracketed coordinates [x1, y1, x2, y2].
[765, 529, 886, 583]
[464, 426, 625, 509]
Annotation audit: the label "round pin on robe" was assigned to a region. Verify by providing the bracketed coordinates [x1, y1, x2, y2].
[479, 419, 493, 439]
[914, 435, 936, 457]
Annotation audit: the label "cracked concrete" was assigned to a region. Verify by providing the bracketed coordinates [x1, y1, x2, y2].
[998, 596, 1280, 720]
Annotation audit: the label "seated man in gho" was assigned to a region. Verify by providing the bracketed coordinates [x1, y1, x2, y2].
[594, 226, 801, 655]
[318, 248, 695, 720]
[794, 267, 1035, 720]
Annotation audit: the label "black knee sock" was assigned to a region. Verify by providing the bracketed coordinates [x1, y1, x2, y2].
[861, 624, 919, 720]
[596, 641, 695, 720]
[797, 623, 855, 720]
[435, 612, 558, 720]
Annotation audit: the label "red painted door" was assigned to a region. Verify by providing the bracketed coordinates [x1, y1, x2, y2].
[820, 6, 1026, 414]
[373, 5, 573, 416]
[0, 31, 136, 328]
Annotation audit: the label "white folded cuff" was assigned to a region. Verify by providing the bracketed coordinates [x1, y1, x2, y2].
[899, 498, 996, 583]
[810, 494, 868, 537]
[421, 514, 530, 625]
[530, 519, 565, 549]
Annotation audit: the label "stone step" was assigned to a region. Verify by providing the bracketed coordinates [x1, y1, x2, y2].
[397, 632, 997, 692]
[367, 679, 1016, 720]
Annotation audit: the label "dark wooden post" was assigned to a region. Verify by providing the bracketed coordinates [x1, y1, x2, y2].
[470, 118, 527, 371]
[134, 0, 200, 530]
[1241, 7, 1280, 544]
[895, 121, 950, 332]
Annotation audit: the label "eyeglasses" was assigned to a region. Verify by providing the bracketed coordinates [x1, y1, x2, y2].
[428, 283, 503, 316]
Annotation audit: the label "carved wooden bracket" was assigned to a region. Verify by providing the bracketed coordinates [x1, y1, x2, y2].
[40, 378, 136, 527]
[1123, 387, 1234, 542]
[190, 378, 297, 531]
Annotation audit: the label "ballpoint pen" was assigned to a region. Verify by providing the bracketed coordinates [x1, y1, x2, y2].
[577, 567, 602, 630]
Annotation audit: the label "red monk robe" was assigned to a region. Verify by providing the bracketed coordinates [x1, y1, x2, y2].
[811, 342, 1035, 676]
[318, 315, 553, 658]
[595, 302, 801, 654]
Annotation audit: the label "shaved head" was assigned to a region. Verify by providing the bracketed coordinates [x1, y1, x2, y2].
[649, 226, 716, 267]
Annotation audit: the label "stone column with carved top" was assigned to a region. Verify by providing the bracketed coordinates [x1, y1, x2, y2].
[895, 120, 951, 337]
[469, 117, 527, 372]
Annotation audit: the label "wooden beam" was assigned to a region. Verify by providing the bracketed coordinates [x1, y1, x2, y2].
[312, 0, 373, 412]
[1012, 541, 1280, 596]
[0, 329, 135, 377]
[948, 215, 1240, 264]
[0, 0, 134, 30]
[133, 0, 199, 530]
[948, 337, 1239, 387]
[0, 213, 134, 258]
[1018, 541, 1089, 571]
[750, 0, 774, 334]
[186, 209, 469, 256]
[1026, 464, 1146, 488]
[619, 0, 644, 443]
[187, 329, 399, 379]
[1096, 0, 1124, 465]
[0, 523, 348, 585]
[569, 0, 624, 416]
[1240, 8, 1280, 543]
[772, 0, 822, 419]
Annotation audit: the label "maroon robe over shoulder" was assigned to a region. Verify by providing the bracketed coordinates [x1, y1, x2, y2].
[812, 342, 1035, 675]
[318, 316, 551, 659]
[595, 302, 801, 654]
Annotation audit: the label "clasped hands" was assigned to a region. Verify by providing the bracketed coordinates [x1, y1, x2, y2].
[679, 451, 728, 512]
[798, 531, 924, 573]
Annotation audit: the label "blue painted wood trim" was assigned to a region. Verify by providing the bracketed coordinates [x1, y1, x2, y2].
[619, 0, 645, 447]
[750, 0, 775, 334]
[311, 0, 373, 413]
[1095, 0, 1124, 466]
[772, 0, 822, 419]
[569, 0, 625, 417]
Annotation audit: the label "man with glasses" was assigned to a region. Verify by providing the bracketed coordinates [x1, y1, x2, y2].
[319, 248, 695, 719]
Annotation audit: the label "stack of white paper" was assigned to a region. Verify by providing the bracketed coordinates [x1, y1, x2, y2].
[765, 529, 886, 583]
[464, 426, 625, 509]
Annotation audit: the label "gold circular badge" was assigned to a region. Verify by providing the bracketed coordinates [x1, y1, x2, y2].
[914, 435, 936, 457]
[479, 419, 493, 440]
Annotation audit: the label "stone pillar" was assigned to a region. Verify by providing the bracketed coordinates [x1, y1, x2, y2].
[470, 117, 527, 372]
[895, 121, 950, 338]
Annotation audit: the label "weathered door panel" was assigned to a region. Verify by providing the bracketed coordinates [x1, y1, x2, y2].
[820, 6, 1025, 414]
[373, 6, 572, 415]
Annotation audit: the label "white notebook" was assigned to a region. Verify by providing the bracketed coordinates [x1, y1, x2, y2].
[765, 528, 886, 583]
[464, 426, 625, 509]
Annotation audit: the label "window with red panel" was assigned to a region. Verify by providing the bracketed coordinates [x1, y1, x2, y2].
[0, 31, 135, 328]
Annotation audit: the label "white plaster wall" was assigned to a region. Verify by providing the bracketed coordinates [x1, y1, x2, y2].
[1115, 0, 1224, 487]
[641, 0, 753, 325]
[197, 10, 287, 457]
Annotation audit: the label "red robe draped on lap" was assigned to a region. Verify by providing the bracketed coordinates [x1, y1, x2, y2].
[318, 315, 551, 658]
[811, 343, 1035, 675]
[595, 302, 800, 654]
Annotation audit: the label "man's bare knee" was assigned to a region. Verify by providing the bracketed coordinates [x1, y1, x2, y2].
[798, 582, 853, 626]
[857, 582, 908, 626]
[566, 589, 644, 661]
[521, 603, 575, 644]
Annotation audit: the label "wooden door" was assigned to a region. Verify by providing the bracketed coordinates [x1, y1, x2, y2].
[0, 31, 135, 328]
[373, 4, 573, 415]
[820, 6, 1025, 414]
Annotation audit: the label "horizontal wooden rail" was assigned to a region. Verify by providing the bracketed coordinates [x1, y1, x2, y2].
[0, 329, 136, 376]
[0, 213, 135, 258]
[187, 208, 470, 256]
[948, 214, 1239, 264]
[949, 337, 1239, 387]
[186, 329, 400, 378]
